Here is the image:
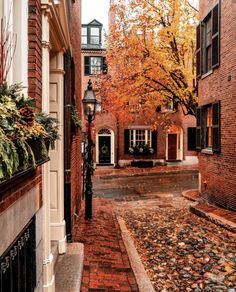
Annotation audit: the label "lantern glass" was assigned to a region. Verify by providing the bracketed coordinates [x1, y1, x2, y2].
[84, 102, 96, 117]
[83, 80, 97, 119]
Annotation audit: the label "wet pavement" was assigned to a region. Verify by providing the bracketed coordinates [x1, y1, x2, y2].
[93, 171, 198, 200]
[73, 166, 236, 291]
[92, 167, 236, 291]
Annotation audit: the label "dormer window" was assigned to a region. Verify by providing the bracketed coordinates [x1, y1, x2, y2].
[82, 27, 87, 45]
[81, 20, 102, 48]
[90, 27, 99, 44]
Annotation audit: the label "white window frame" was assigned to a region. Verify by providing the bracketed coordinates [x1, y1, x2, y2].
[90, 57, 102, 75]
[129, 129, 152, 147]
[90, 27, 100, 45]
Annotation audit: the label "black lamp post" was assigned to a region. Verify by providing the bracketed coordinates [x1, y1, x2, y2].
[83, 79, 97, 219]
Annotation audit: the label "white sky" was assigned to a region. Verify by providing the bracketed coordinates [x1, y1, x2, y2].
[81, 0, 199, 33]
[82, 0, 110, 32]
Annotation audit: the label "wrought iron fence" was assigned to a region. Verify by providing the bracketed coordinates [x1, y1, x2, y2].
[0, 217, 36, 292]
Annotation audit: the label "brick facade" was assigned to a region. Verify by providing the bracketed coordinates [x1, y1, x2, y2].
[81, 27, 197, 168]
[28, 0, 42, 110]
[118, 111, 196, 166]
[198, 0, 236, 210]
[70, 0, 83, 236]
[0, 0, 43, 216]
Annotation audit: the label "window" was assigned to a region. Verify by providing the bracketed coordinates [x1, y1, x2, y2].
[161, 100, 178, 113]
[81, 24, 101, 47]
[129, 129, 151, 147]
[124, 129, 157, 154]
[196, 101, 220, 152]
[82, 27, 87, 44]
[90, 57, 102, 74]
[84, 56, 107, 76]
[90, 27, 99, 44]
[205, 106, 213, 148]
[196, 3, 220, 77]
[205, 16, 212, 73]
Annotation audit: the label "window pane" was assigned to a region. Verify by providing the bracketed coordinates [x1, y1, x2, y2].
[82, 27, 87, 36]
[135, 130, 145, 146]
[130, 130, 134, 147]
[91, 27, 99, 36]
[90, 36, 99, 44]
[82, 36, 87, 44]
[205, 106, 213, 148]
[91, 57, 102, 66]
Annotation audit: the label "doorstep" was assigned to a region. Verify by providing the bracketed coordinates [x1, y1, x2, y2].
[55, 242, 84, 292]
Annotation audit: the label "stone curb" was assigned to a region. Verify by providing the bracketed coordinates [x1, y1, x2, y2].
[96, 169, 199, 180]
[182, 189, 199, 201]
[117, 216, 155, 292]
[190, 205, 236, 234]
[55, 242, 84, 292]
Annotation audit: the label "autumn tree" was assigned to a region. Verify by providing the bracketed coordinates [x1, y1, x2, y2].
[100, 0, 198, 117]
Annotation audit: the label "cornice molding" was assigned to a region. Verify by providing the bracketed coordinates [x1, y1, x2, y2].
[42, 40, 51, 50]
[41, 0, 71, 52]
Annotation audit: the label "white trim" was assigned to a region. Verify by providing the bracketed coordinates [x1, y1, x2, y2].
[129, 129, 152, 147]
[13, 0, 28, 94]
[96, 128, 115, 164]
[127, 125, 151, 130]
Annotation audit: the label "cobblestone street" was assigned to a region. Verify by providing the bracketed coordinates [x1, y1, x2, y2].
[117, 198, 236, 291]
[93, 167, 236, 291]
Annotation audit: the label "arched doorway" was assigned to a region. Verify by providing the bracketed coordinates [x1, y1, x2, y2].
[96, 128, 115, 165]
[166, 125, 183, 161]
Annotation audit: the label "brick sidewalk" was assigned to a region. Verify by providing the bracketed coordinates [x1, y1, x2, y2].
[74, 198, 139, 292]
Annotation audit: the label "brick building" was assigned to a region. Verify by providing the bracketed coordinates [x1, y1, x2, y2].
[81, 16, 197, 168]
[197, 0, 236, 211]
[81, 20, 117, 166]
[0, 1, 82, 291]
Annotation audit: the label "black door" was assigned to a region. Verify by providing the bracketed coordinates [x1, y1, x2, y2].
[99, 136, 111, 164]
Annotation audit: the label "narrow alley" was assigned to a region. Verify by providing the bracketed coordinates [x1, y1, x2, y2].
[73, 166, 236, 291]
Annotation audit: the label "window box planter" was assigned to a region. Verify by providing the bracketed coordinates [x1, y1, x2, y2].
[26, 138, 49, 164]
[0, 138, 50, 193]
[0, 157, 49, 194]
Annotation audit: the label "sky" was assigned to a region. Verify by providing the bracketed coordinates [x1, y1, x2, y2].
[81, 0, 199, 33]
[82, 0, 110, 32]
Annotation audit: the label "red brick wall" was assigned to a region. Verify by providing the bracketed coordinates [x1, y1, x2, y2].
[0, 0, 43, 215]
[118, 111, 196, 162]
[0, 169, 42, 214]
[198, 0, 236, 210]
[28, 0, 42, 110]
[70, 0, 83, 236]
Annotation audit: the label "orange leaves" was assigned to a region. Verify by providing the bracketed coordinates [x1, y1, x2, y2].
[100, 0, 198, 118]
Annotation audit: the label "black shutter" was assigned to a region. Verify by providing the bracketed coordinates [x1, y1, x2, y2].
[196, 107, 202, 150]
[84, 56, 90, 75]
[102, 57, 107, 74]
[187, 127, 196, 150]
[124, 129, 130, 154]
[151, 130, 157, 153]
[212, 3, 220, 68]
[212, 101, 220, 152]
[196, 23, 202, 78]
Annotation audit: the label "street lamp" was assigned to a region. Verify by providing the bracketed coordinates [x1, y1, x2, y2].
[83, 79, 97, 219]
